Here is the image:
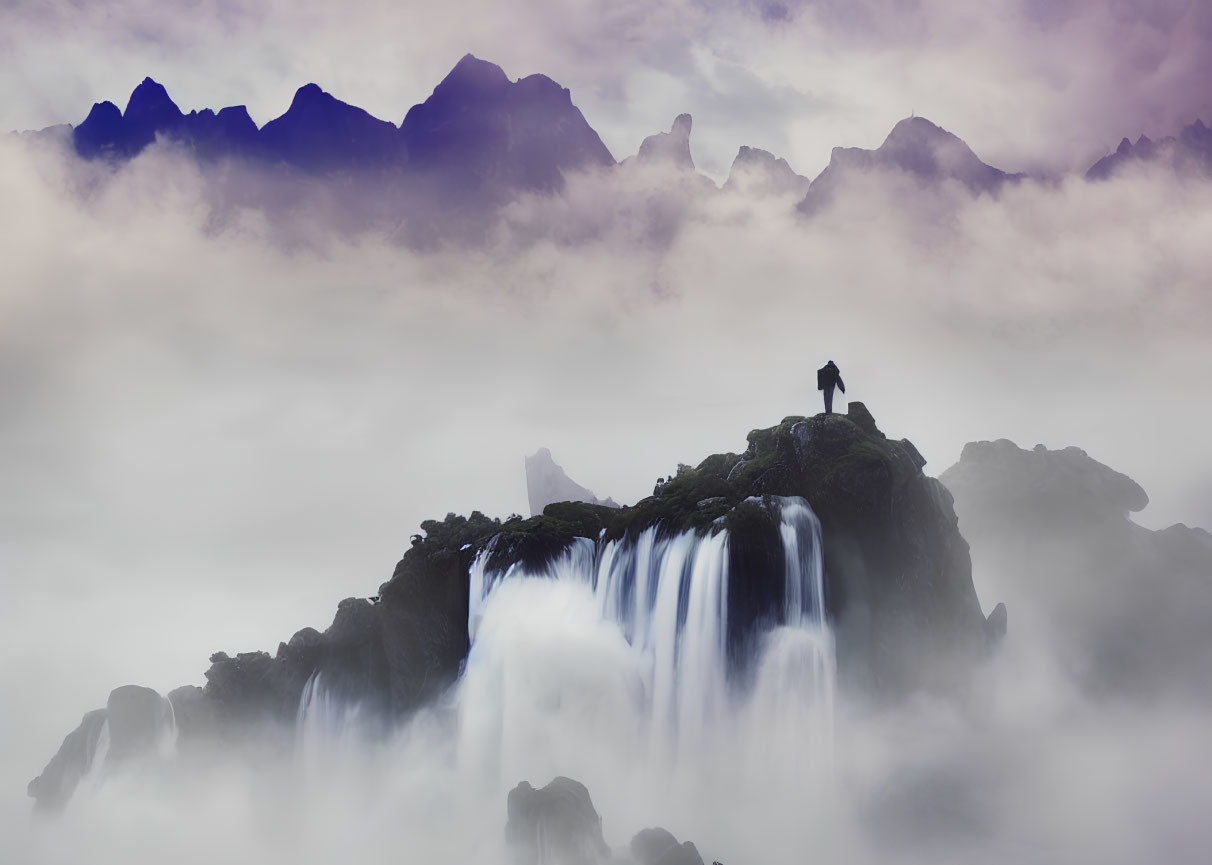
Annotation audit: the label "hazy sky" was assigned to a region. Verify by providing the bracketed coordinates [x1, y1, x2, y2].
[4, 0, 1212, 178]
[3, 1, 1212, 855]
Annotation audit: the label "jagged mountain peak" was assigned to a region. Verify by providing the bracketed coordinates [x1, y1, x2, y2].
[81, 100, 122, 125]
[799, 114, 1017, 214]
[635, 113, 696, 171]
[400, 54, 613, 193]
[877, 115, 992, 178]
[260, 82, 400, 172]
[723, 145, 809, 196]
[1086, 117, 1212, 180]
[432, 53, 511, 100]
[124, 77, 181, 119]
[882, 115, 949, 142]
[286, 82, 340, 111]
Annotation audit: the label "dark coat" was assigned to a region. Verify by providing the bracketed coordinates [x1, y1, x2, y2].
[817, 362, 845, 392]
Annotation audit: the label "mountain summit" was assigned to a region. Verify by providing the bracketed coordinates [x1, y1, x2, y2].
[259, 83, 400, 171]
[800, 116, 1020, 213]
[400, 53, 614, 196]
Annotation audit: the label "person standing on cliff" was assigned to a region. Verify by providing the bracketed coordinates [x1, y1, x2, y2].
[817, 360, 845, 414]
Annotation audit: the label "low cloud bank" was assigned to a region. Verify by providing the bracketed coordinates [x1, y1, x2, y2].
[2, 132, 1211, 861]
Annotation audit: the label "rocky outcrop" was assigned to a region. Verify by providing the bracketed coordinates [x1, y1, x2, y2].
[31, 405, 995, 809]
[506, 777, 611, 865]
[799, 116, 1021, 214]
[469, 402, 992, 694]
[525, 447, 619, 516]
[26, 709, 107, 813]
[941, 440, 1212, 699]
[28, 685, 175, 812]
[630, 827, 706, 865]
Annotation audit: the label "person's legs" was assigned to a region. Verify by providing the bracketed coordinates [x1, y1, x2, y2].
[824, 385, 834, 414]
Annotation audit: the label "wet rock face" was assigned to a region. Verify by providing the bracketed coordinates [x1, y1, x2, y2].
[729, 404, 990, 695]
[506, 777, 611, 865]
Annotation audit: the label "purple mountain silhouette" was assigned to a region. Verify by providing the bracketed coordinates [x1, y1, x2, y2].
[73, 77, 259, 161]
[1086, 119, 1212, 180]
[67, 55, 613, 205]
[400, 54, 613, 197]
[800, 116, 1020, 213]
[259, 83, 400, 172]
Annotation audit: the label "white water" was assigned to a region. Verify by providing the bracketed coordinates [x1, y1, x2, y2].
[456, 496, 836, 791]
[295, 671, 369, 769]
[264, 496, 835, 860]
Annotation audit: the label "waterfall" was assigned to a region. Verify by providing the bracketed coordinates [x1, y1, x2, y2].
[296, 670, 366, 768]
[158, 693, 179, 759]
[463, 495, 835, 770]
[295, 493, 836, 815]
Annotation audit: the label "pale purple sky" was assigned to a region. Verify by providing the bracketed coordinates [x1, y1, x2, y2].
[3, 0, 1212, 178]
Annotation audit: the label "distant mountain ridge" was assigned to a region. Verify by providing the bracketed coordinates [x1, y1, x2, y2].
[69, 54, 614, 199]
[22, 55, 1212, 230]
[1086, 119, 1212, 180]
[799, 116, 1023, 213]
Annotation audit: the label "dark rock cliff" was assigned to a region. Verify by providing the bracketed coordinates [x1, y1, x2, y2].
[29, 404, 995, 810]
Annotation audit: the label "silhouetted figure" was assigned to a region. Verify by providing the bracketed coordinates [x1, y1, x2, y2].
[817, 360, 845, 414]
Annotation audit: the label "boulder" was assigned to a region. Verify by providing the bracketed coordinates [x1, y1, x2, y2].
[630, 827, 705, 865]
[506, 777, 611, 865]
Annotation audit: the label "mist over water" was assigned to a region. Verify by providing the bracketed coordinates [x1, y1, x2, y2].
[3, 120, 1212, 863]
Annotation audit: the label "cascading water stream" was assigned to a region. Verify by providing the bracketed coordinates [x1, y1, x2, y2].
[460, 495, 836, 775]
[296, 493, 837, 833]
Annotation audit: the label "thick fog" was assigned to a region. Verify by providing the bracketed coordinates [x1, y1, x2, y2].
[3, 83, 1212, 862]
